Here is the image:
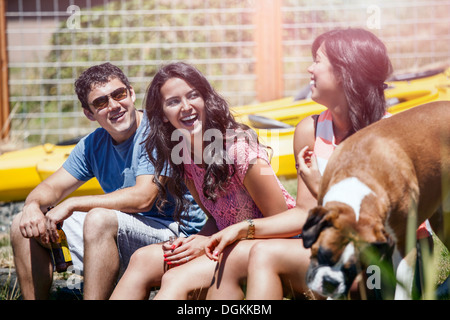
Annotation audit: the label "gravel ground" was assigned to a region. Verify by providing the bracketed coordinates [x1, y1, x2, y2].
[0, 201, 87, 300]
[0, 201, 23, 235]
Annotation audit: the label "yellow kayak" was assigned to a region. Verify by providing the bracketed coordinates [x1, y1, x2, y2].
[235, 67, 450, 178]
[233, 67, 450, 127]
[0, 142, 103, 202]
[1, 68, 449, 202]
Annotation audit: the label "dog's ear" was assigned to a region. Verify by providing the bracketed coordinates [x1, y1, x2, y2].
[302, 206, 334, 248]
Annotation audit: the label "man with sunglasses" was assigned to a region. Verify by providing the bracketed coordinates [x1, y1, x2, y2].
[10, 63, 206, 299]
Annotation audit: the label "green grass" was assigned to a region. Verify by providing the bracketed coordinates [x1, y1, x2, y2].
[0, 234, 13, 269]
[279, 177, 298, 198]
[432, 234, 450, 286]
[0, 178, 448, 299]
[278, 177, 450, 299]
[0, 234, 20, 300]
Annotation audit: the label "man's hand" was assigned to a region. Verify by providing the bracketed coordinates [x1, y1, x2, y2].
[19, 202, 49, 243]
[45, 201, 74, 243]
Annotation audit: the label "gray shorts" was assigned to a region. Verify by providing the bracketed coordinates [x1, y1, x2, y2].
[62, 211, 180, 276]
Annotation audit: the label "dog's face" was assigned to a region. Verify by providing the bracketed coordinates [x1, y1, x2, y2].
[302, 204, 394, 299]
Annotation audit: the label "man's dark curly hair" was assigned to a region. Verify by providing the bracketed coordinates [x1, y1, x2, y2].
[74, 62, 132, 111]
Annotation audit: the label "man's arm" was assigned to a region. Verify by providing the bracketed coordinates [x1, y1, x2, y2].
[44, 172, 163, 242]
[58, 174, 162, 214]
[19, 167, 85, 241]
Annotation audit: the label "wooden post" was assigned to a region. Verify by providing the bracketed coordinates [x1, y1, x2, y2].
[254, 0, 284, 102]
[0, 0, 10, 140]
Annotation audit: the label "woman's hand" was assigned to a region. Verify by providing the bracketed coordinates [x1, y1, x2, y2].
[162, 234, 210, 266]
[297, 146, 321, 199]
[205, 222, 246, 261]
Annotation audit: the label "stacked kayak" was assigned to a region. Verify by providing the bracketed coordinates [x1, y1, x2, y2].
[0, 143, 103, 202]
[234, 67, 450, 178]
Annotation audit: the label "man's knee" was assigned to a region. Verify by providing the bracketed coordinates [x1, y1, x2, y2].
[10, 211, 51, 252]
[10, 212, 25, 248]
[83, 208, 118, 242]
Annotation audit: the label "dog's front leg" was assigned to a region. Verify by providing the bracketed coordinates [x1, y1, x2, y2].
[393, 249, 415, 300]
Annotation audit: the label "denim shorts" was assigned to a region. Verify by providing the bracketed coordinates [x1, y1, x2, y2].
[62, 210, 180, 276]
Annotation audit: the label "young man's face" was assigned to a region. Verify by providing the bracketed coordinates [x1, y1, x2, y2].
[84, 77, 138, 144]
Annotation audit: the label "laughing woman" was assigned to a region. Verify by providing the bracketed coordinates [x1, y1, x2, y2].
[204, 28, 395, 299]
[110, 62, 295, 299]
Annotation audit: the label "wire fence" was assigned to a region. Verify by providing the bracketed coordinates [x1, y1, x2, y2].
[4, 0, 450, 146]
[281, 0, 450, 96]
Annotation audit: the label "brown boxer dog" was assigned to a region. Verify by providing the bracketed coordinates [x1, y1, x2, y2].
[302, 101, 450, 299]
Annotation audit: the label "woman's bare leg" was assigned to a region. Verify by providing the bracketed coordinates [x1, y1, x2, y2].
[245, 238, 313, 300]
[154, 254, 217, 300]
[206, 240, 266, 300]
[110, 244, 165, 300]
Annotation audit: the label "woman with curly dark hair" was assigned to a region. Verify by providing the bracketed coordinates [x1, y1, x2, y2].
[110, 62, 295, 299]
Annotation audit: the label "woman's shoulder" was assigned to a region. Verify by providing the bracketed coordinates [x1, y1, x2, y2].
[224, 129, 268, 181]
[226, 129, 262, 155]
[295, 114, 316, 133]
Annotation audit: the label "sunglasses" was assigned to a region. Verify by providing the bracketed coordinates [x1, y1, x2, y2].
[90, 87, 129, 110]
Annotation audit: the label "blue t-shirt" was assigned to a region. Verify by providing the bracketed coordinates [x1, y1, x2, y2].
[62, 110, 206, 236]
